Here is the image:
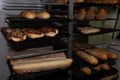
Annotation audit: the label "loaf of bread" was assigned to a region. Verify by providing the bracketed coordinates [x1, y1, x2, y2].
[10, 52, 67, 65]
[92, 65, 101, 71]
[74, 0, 84, 3]
[74, 9, 86, 20]
[77, 27, 100, 34]
[85, 48, 108, 60]
[96, 8, 108, 20]
[41, 27, 58, 37]
[23, 28, 44, 39]
[100, 63, 111, 70]
[21, 10, 36, 19]
[74, 50, 99, 65]
[36, 11, 51, 19]
[12, 59, 73, 74]
[80, 67, 92, 75]
[86, 8, 95, 20]
[91, 48, 117, 59]
[7, 28, 27, 42]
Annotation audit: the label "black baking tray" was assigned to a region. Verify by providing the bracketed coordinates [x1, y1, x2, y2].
[74, 27, 120, 36]
[1, 27, 69, 51]
[72, 53, 116, 68]
[72, 65, 118, 80]
[10, 68, 71, 80]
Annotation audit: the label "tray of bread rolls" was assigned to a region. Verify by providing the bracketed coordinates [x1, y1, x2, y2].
[73, 41, 117, 67]
[73, 25, 120, 36]
[72, 64, 118, 80]
[1, 27, 69, 51]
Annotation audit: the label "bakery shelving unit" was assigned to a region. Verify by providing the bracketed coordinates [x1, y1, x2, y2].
[2, 0, 74, 80]
[71, 1, 120, 80]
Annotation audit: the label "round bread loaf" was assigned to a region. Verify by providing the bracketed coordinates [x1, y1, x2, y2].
[21, 10, 36, 19]
[36, 11, 51, 19]
[7, 28, 27, 42]
[24, 28, 44, 39]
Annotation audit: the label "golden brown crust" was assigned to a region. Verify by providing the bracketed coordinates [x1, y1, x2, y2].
[86, 8, 95, 20]
[74, 9, 86, 20]
[80, 67, 92, 75]
[21, 10, 36, 19]
[36, 11, 51, 19]
[12, 59, 73, 74]
[74, 50, 99, 65]
[7, 28, 26, 42]
[85, 48, 108, 60]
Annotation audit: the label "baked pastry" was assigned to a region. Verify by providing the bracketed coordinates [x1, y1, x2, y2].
[7, 28, 26, 42]
[80, 67, 92, 75]
[74, 9, 86, 20]
[41, 27, 58, 37]
[74, 0, 84, 3]
[36, 11, 51, 19]
[24, 28, 44, 39]
[74, 50, 99, 65]
[100, 63, 110, 70]
[91, 48, 117, 59]
[85, 48, 108, 60]
[96, 8, 108, 20]
[86, 8, 95, 20]
[21, 10, 36, 19]
[77, 27, 100, 34]
[12, 59, 73, 74]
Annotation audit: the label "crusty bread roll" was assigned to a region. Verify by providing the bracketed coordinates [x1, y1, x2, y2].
[12, 59, 73, 74]
[91, 48, 117, 59]
[77, 27, 100, 34]
[7, 28, 27, 42]
[80, 67, 92, 75]
[100, 63, 110, 70]
[74, 9, 86, 20]
[96, 8, 108, 20]
[74, 50, 99, 65]
[36, 11, 51, 19]
[74, 0, 84, 3]
[92, 65, 101, 71]
[85, 48, 108, 60]
[41, 27, 58, 37]
[86, 8, 95, 20]
[24, 28, 44, 39]
[21, 10, 36, 19]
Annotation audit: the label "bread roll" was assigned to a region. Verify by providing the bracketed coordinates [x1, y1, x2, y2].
[86, 8, 95, 20]
[21, 10, 36, 19]
[7, 28, 27, 42]
[93, 65, 101, 71]
[24, 28, 44, 39]
[74, 0, 84, 3]
[96, 8, 108, 20]
[91, 48, 117, 59]
[74, 50, 98, 65]
[100, 63, 110, 70]
[41, 27, 58, 37]
[74, 9, 86, 20]
[36, 11, 51, 19]
[77, 27, 100, 34]
[85, 48, 108, 60]
[80, 67, 92, 75]
[12, 59, 73, 74]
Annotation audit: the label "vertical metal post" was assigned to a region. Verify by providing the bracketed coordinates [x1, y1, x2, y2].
[112, 9, 120, 39]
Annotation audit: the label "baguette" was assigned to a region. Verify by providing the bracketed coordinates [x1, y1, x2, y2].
[100, 63, 110, 70]
[12, 59, 73, 74]
[10, 52, 66, 65]
[74, 50, 98, 65]
[80, 67, 92, 75]
[92, 48, 117, 59]
[85, 48, 108, 60]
